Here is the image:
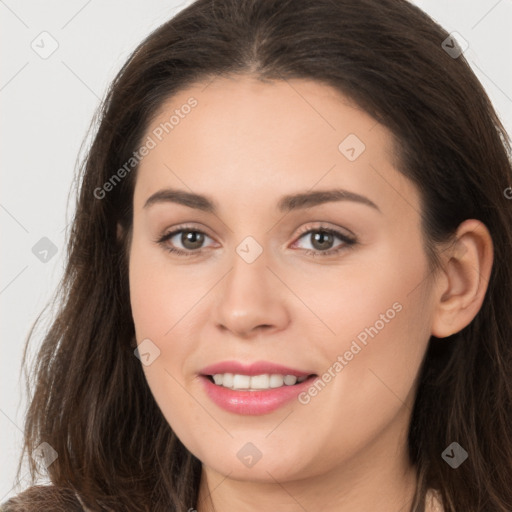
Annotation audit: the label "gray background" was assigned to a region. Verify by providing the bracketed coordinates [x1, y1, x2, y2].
[1, 0, 511, 502]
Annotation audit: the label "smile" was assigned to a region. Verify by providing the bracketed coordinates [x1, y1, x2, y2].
[208, 373, 310, 390]
[198, 360, 318, 415]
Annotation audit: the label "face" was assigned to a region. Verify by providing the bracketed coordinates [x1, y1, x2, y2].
[128, 75, 437, 483]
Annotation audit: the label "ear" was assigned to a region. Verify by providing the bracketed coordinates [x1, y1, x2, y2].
[430, 219, 494, 338]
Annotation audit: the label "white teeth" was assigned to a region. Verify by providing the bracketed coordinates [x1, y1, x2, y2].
[210, 373, 306, 390]
[250, 374, 270, 389]
[283, 375, 297, 386]
[269, 374, 284, 388]
[233, 374, 251, 389]
[222, 373, 234, 388]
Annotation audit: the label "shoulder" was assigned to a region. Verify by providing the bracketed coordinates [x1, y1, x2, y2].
[1, 485, 85, 512]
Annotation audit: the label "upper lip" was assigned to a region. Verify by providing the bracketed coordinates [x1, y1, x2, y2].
[200, 360, 315, 377]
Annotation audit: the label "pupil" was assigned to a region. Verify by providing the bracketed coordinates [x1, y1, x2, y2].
[182, 231, 204, 249]
[312, 231, 333, 250]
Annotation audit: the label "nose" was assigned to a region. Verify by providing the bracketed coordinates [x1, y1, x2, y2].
[212, 245, 290, 339]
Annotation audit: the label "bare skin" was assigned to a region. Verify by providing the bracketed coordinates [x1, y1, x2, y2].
[126, 75, 493, 512]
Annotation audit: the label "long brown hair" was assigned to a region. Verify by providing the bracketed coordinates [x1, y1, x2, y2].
[4, 0, 512, 510]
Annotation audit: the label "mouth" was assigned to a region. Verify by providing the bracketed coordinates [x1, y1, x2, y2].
[203, 372, 317, 391]
[198, 364, 319, 415]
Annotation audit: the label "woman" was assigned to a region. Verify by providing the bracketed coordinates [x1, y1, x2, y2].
[3, 0, 512, 510]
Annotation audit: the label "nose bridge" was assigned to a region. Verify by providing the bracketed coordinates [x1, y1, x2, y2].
[224, 233, 271, 308]
[213, 232, 289, 337]
[235, 234, 266, 266]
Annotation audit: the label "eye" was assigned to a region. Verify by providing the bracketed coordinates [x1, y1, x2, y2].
[155, 225, 216, 257]
[292, 225, 357, 257]
[155, 223, 358, 258]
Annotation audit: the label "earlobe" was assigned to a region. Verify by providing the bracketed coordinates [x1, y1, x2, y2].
[430, 219, 494, 338]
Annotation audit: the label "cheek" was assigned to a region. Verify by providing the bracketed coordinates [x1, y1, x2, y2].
[291, 238, 432, 446]
[128, 232, 213, 409]
[128, 233, 207, 342]
[128, 234, 188, 387]
[290, 232, 430, 355]
[128, 239, 206, 441]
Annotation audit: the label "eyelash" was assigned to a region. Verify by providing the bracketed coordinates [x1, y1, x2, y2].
[155, 224, 358, 258]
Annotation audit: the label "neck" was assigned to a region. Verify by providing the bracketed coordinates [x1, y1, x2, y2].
[196, 408, 420, 512]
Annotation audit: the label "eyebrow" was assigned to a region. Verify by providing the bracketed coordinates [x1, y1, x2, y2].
[143, 187, 381, 213]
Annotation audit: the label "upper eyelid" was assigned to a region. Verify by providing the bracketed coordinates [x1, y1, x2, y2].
[295, 222, 355, 238]
[160, 224, 216, 242]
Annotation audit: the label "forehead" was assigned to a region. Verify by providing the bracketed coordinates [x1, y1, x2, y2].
[146, 75, 381, 151]
[133, 75, 417, 218]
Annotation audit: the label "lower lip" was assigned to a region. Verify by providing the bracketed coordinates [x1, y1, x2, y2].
[199, 375, 318, 415]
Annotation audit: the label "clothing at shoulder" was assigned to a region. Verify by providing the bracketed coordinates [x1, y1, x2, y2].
[0, 485, 85, 511]
[426, 488, 444, 512]
[2, 484, 444, 512]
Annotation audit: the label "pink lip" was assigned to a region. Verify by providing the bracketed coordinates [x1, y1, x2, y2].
[198, 360, 317, 415]
[200, 360, 313, 377]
